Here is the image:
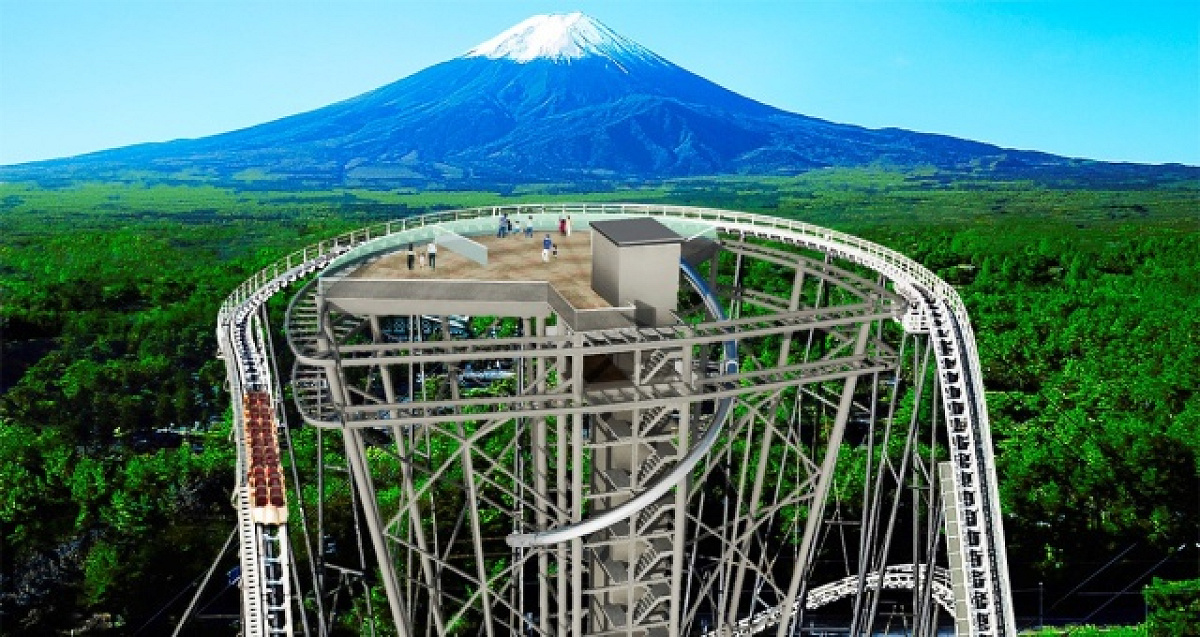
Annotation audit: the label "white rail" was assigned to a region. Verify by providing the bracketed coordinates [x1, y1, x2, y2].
[218, 244, 350, 635]
[704, 565, 956, 637]
[217, 202, 1014, 637]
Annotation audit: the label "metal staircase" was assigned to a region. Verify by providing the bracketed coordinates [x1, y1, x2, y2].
[582, 343, 689, 635]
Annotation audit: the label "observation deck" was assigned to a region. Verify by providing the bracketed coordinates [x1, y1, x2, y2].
[218, 203, 1015, 637]
[350, 230, 612, 310]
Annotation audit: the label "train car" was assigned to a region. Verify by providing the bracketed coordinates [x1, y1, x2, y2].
[243, 391, 288, 525]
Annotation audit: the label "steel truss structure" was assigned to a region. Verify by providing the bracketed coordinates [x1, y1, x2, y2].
[218, 203, 1015, 636]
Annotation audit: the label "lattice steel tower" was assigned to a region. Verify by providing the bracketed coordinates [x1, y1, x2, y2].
[268, 204, 1014, 636]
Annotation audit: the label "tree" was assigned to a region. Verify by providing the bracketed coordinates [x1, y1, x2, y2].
[1145, 577, 1200, 637]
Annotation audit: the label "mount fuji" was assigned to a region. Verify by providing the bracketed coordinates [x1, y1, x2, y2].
[2, 13, 1186, 186]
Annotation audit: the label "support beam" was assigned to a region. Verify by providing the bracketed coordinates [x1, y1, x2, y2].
[775, 320, 873, 637]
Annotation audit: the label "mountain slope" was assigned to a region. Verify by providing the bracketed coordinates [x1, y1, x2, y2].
[2, 12, 1193, 186]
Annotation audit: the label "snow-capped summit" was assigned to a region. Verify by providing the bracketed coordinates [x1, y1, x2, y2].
[464, 12, 663, 67]
[1, 10, 1124, 186]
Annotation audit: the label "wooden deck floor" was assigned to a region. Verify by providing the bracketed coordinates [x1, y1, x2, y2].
[349, 230, 610, 310]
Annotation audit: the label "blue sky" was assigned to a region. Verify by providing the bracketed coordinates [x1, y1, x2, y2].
[1, 0, 1197, 166]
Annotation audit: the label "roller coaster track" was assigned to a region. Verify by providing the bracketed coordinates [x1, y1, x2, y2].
[217, 244, 350, 636]
[216, 203, 1014, 636]
[705, 565, 957, 637]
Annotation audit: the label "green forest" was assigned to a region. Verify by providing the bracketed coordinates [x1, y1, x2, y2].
[0, 169, 1197, 634]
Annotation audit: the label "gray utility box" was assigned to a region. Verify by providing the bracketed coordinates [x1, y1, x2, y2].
[590, 217, 683, 328]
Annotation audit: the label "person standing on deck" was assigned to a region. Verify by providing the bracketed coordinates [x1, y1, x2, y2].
[427, 242, 438, 269]
[525, 215, 534, 238]
[559, 216, 566, 236]
[565, 215, 572, 237]
[497, 213, 508, 238]
[406, 243, 415, 270]
[542, 234, 552, 262]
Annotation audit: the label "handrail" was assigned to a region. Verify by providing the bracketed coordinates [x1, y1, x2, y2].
[218, 202, 976, 332]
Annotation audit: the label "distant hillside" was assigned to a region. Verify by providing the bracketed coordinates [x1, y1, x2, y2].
[2, 12, 1196, 188]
